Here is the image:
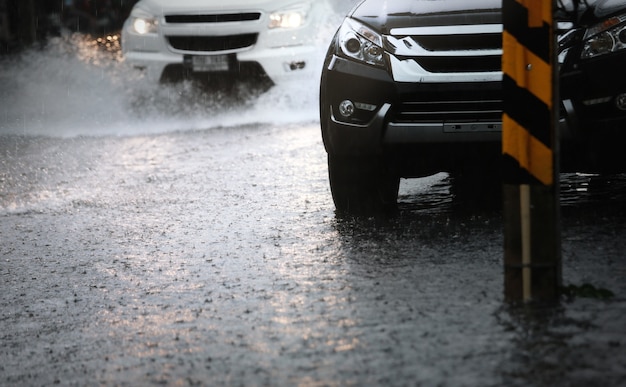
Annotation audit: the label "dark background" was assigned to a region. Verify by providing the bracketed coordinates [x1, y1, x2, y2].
[1, 0, 139, 53]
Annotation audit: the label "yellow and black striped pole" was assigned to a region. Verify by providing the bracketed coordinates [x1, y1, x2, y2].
[502, 0, 561, 303]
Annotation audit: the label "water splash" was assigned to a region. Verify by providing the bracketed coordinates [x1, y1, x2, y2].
[0, 9, 342, 139]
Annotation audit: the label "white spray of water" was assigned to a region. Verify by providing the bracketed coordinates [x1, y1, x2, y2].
[0, 6, 348, 138]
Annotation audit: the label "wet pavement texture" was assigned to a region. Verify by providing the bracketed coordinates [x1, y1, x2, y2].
[1, 123, 625, 386]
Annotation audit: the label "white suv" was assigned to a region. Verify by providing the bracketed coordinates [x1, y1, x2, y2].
[121, 0, 330, 84]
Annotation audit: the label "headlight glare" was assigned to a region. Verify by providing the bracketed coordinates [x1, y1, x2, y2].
[269, 6, 308, 29]
[338, 19, 385, 67]
[581, 14, 626, 59]
[131, 16, 158, 35]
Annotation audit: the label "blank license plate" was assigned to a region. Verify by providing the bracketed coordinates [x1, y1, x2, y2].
[444, 122, 501, 133]
[191, 55, 230, 72]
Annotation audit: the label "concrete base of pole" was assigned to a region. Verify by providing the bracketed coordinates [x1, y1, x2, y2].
[503, 183, 562, 303]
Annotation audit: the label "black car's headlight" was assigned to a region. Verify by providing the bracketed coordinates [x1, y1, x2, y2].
[337, 19, 385, 67]
[581, 14, 626, 59]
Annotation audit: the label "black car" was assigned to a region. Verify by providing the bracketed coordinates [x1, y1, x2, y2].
[320, 0, 626, 214]
[559, 0, 626, 172]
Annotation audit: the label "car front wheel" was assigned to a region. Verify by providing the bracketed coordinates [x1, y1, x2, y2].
[328, 153, 399, 216]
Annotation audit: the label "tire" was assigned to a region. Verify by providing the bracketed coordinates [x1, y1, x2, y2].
[328, 153, 400, 216]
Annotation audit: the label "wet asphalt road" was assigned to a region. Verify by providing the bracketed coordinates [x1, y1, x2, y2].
[1, 121, 625, 386]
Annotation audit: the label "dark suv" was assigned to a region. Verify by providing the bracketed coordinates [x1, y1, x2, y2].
[320, 0, 626, 214]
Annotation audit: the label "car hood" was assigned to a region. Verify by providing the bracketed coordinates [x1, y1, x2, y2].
[587, 0, 626, 20]
[555, 0, 626, 26]
[349, 0, 502, 33]
[134, 0, 305, 14]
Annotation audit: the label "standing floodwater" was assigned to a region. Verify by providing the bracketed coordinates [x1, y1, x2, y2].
[1, 8, 626, 386]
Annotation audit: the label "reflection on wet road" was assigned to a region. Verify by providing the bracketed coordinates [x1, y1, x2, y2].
[1, 5, 622, 384]
[1, 123, 624, 386]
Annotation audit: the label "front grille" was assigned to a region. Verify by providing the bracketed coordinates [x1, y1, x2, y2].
[394, 100, 502, 122]
[390, 85, 502, 123]
[168, 34, 258, 52]
[165, 13, 261, 24]
[160, 62, 271, 83]
[390, 24, 502, 74]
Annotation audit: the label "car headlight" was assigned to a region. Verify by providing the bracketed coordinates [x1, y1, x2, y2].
[129, 10, 158, 35]
[337, 19, 385, 67]
[581, 14, 626, 59]
[269, 4, 309, 29]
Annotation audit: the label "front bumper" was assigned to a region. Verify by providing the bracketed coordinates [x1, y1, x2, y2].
[560, 50, 626, 172]
[123, 45, 320, 83]
[561, 50, 626, 134]
[321, 55, 502, 155]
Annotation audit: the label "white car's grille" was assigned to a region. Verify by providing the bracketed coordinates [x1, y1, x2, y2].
[165, 13, 261, 24]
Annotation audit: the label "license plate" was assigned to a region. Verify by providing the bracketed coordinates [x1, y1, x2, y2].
[190, 55, 230, 72]
[444, 122, 501, 133]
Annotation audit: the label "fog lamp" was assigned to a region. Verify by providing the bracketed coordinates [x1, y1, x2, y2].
[616, 93, 626, 111]
[288, 61, 306, 71]
[339, 100, 355, 117]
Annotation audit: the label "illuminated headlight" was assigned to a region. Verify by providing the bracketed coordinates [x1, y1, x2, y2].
[129, 12, 158, 35]
[581, 14, 626, 59]
[269, 5, 308, 29]
[338, 19, 385, 67]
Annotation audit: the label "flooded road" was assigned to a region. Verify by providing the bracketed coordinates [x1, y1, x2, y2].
[1, 122, 625, 386]
[1, 27, 626, 387]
